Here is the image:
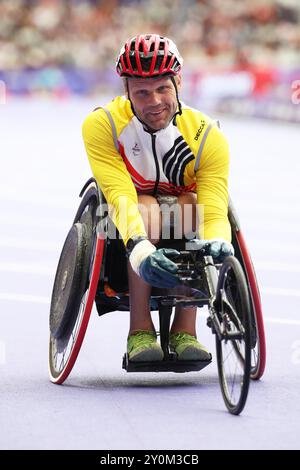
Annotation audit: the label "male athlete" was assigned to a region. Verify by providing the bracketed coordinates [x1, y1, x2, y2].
[82, 34, 233, 362]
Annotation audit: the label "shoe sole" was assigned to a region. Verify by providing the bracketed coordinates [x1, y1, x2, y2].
[129, 348, 164, 362]
[174, 346, 211, 361]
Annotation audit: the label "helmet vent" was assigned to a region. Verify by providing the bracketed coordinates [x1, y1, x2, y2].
[116, 34, 183, 78]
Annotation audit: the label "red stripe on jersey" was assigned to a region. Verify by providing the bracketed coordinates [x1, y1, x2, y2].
[118, 141, 151, 185]
[118, 141, 196, 195]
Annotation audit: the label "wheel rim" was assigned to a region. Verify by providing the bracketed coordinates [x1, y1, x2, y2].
[49, 291, 88, 378]
[218, 285, 250, 410]
[250, 308, 260, 377]
[48, 186, 104, 384]
[234, 230, 266, 380]
[48, 235, 104, 383]
[215, 258, 251, 414]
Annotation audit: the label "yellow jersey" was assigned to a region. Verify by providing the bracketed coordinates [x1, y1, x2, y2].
[82, 96, 231, 245]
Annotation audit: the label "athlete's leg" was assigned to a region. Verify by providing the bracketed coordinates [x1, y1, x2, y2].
[170, 192, 198, 335]
[128, 194, 161, 335]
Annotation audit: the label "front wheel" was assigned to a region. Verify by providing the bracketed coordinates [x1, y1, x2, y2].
[48, 185, 104, 384]
[215, 256, 252, 415]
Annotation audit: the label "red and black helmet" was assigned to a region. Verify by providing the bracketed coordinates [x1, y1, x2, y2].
[116, 34, 183, 78]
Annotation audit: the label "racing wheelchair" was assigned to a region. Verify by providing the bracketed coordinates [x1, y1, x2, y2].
[48, 178, 266, 415]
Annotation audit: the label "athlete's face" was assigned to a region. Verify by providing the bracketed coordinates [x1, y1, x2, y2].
[126, 75, 181, 131]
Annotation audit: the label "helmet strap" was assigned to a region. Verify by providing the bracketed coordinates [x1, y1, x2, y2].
[170, 76, 182, 125]
[125, 78, 138, 122]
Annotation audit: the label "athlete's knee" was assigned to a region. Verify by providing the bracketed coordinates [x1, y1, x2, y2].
[177, 192, 198, 236]
[137, 194, 161, 245]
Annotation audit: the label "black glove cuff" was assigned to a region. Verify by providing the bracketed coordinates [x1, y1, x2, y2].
[126, 235, 148, 256]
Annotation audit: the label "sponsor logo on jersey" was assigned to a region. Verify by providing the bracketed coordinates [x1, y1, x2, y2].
[194, 120, 206, 141]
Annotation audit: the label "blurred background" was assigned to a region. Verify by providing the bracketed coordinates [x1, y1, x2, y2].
[0, 0, 299, 120]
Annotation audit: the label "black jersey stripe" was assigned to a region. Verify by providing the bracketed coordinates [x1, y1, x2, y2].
[178, 154, 194, 186]
[169, 148, 193, 184]
[162, 136, 184, 164]
[162, 136, 194, 186]
[163, 141, 188, 176]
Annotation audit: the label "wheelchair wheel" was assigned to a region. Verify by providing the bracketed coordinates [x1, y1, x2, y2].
[229, 200, 266, 380]
[49, 184, 104, 384]
[233, 230, 266, 380]
[215, 256, 252, 415]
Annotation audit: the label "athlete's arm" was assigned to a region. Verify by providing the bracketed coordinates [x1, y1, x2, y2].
[195, 125, 231, 242]
[82, 110, 147, 244]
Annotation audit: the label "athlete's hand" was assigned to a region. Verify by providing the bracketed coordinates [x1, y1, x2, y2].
[129, 239, 180, 288]
[139, 248, 180, 288]
[186, 238, 234, 261]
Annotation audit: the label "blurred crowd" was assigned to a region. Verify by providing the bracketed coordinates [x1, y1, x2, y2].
[1, 0, 299, 122]
[0, 0, 299, 72]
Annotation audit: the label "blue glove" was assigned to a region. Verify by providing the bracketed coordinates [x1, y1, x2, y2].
[186, 238, 234, 262]
[139, 248, 180, 288]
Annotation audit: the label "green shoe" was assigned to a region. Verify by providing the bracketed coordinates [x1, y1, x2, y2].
[127, 330, 164, 362]
[169, 332, 211, 361]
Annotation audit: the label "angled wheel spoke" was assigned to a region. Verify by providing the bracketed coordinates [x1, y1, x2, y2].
[221, 290, 245, 334]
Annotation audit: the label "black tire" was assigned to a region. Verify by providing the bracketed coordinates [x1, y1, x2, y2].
[215, 256, 252, 415]
[73, 186, 99, 227]
[49, 184, 99, 379]
[49, 223, 90, 348]
[73, 185, 100, 284]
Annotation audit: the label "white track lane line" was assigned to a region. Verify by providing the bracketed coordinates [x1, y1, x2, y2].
[261, 287, 300, 297]
[0, 188, 75, 209]
[250, 241, 300, 254]
[0, 293, 49, 304]
[1, 292, 300, 327]
[1, 263, 300, 295]
[264, 317, 300, 326]
[0, 238, 60, 252]
[1, 215, 70, 230]
[255, 262, 300, 273]
[2, 235, 300, 272]
[0, 263, 54, 275]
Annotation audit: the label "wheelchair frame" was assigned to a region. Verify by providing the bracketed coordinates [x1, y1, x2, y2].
[48, 178, 266, 414]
